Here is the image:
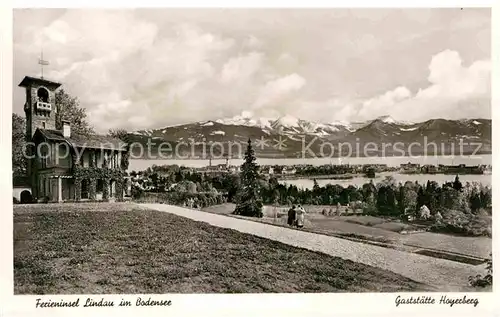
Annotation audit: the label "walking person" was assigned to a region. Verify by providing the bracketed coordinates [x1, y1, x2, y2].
[295, 204, 306, 228]
[287, 205, 296, 227]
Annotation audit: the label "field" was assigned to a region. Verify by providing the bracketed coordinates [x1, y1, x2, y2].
[14, 203, 428, 294]
[203, 204, 492, 259]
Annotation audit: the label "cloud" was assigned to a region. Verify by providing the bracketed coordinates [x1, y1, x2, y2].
[252, 73, 306, 111]
[352, 50, 490, 122]
[397, 50, 490, 121]
[244, 35, 263, 48]
[219, 52, 264, 84]
[356, 86, 412, 120]
[293, 98, 357, 123]
[13, 10, 490, 131]
[17, 11, 241, 131]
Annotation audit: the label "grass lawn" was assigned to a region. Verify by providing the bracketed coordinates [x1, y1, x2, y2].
[203, 204, 492, 259]
[343, 216, 386, 227]
[14, 203, 428, 294]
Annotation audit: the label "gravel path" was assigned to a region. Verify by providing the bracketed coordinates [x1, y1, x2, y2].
[141, 203, 487, 291]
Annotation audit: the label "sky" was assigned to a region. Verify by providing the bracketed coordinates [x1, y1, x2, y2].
[13, 8, 491, 132]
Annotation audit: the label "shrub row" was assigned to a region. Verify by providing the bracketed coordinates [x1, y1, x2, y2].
[133, 191, 226, 209]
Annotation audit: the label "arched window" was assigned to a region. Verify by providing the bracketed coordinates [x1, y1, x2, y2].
[37, 87, 49, 103]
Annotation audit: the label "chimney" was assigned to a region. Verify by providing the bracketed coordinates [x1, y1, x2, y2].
[62, 120, 71, 138]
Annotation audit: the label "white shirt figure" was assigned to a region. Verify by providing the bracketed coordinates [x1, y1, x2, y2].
[295, 206, 306, 227]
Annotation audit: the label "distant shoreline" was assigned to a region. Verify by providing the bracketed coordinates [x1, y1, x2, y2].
[130, 151, 492, 160]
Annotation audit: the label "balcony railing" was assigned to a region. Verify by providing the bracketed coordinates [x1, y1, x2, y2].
[36, 101, 52, 111]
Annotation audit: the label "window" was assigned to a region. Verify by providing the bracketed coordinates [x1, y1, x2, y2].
[96, 179, 103, 193]
[37, 87, 49, 102]
[81, 180, 89, 199]
[82, 152, 89, 167]
[42, 122, 46, 129]
[40, 152, 48, 169]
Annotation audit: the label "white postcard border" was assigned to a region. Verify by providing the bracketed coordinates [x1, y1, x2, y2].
[0, 1, 498, 317]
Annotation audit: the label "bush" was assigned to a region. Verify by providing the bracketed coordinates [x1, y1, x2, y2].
[38, 196, 50, 204]
[430, 209, 492, 237]
[469, 253, 492, 288]
[362, 207, 375, 216]
[234, 199, 263, 218]
[434, 212, 443, 222]
[131, 185, 144, 199]
[132, 191, 222, 209]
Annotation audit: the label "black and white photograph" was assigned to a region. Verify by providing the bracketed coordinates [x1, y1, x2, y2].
[6, 6, 494, 308]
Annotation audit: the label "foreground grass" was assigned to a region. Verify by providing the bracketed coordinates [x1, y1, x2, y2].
[14, 203, 428, 294]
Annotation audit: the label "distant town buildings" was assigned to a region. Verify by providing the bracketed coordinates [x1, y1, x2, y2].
[439, 164, 484, 175]
[400, 162, 421, 170]
[281, 167, 297, 175]
[198, 158, 240, 174]
[399, 163, 484, 175]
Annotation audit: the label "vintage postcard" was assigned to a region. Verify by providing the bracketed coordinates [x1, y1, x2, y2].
[1, 4, 497, 317]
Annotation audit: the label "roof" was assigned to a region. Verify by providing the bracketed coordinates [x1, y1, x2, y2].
[37, 129, 66, 141]
[36, 129, 127, 151]
[18, 76, 62, 89]
[68, 133, 127, 151]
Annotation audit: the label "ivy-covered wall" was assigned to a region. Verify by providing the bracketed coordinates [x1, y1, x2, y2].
[102, 179, 109, 200]
[70, 146, 128, 202]
[74, 178, 81, 201]
[121, 147, 130, 171]
[89, 178, 97, 200]
[72, 165, 126, 201]
[115, 178, 124, 201]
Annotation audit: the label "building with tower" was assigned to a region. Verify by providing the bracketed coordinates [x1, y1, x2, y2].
[15, 75, 130, 203]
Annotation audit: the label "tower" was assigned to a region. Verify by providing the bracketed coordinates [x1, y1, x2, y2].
[19, 76, 62, 189]
[18, 76, 62, 139]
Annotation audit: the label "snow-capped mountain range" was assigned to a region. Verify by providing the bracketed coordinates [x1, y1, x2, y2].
[128, 114, 491, 158]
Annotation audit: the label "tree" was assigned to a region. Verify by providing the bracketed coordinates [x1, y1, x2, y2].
[313, 179, 320, 193]
[12, 113, 28, 177]
[401, 186, 418, 214]
[174, 180, 197, 193]
[480, 185, 492, 209]
[364, 167, 375, 178]
[440, 187, 470, 214]
[56, 89, 94, 136]
[453, 175, 463, 192]
[363, 192, 377, 215]
[271, 189, 280, 205]
[424, 181, 440, 214]
[108, 128, 129, 141]
[470, 191, 482, 214]
[108, 128, 131, 170]
[362, 181, 376, 200]
[377, 186, 398, 215]
[416, 186, 426, 210]
[233, 139, 263, 217]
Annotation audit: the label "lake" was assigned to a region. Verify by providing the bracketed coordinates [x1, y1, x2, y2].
[129, 154, 492, 171]
[129, 155, 492, 188]
[279, 172, 492, 189]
